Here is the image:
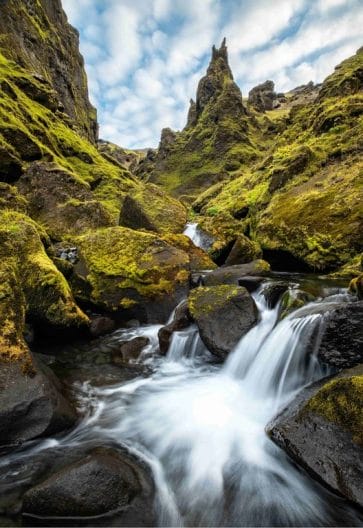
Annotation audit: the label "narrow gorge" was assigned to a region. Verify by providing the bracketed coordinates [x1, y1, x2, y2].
[0, 1, 362, 526]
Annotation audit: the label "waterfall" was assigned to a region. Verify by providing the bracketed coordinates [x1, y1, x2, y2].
[183, 222, 213, 251]
[0, 284, 360, 526]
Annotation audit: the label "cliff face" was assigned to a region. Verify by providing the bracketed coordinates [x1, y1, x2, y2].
[0, 0, 97, 142]
[145, 39, 260, 199]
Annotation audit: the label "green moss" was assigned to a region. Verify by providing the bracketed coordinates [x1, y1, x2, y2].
[73, 227, 191, 310]
[188, 285, 241, 318]
[304, 375, 363, 444]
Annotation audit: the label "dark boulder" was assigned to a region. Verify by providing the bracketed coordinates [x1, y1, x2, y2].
[112, 337, 150, 365]
[268, 365, 363, 508]
[248, 80, 276, 112]
[262, 281, 289, 308]
[158, 300, 192, 355]
[203, 260, 270, 286]
[90, 315, 115, 338]
[0, 358, 76, 447]
[188, 285, 258, 358]
[224, 235, 262, 266]
[306, 301, 363, 368]
[22, 447, 155, 525]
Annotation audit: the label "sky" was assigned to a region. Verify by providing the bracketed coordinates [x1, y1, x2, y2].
[62, 0, 363, 149]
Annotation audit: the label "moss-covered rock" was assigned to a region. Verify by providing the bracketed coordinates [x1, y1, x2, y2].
[188, 285, 258, 358]
[268, 365, 363, 507]
[279, 289, 315, 319]
[119, 182, 187, 234]
[0, 210, 88, 361]
[71, 227, 192, 322]
[162, 233, 216, 270]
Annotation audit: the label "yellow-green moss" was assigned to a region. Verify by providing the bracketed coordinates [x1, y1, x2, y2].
[73, 227, 191, 310]
[304, 375, 363, 444]
[188, 285, 243, 319]
[0, 211, 88, 358]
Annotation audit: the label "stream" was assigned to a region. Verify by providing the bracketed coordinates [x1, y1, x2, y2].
[0, 277, 362, 526]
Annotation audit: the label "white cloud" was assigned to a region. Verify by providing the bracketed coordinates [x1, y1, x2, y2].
[63, 0, 363, 149]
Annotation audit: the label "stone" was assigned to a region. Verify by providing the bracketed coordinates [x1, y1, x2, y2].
[112, 337, 150, 365]
[0, 358, 77, 447]
[203, 260, 270, 286]
[262, 281, 289, 308]
[158, 300, 192, 355]
[22, 447, 155, 525]
[268, 365, 363, 508]
[303, 301, 363, 368]
[188, 285, 258, 358]
[90, 316, 115, 338]
[224, 235, 262, 266]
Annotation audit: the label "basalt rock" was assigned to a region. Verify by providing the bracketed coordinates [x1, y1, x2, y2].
[112, 337, 150, 365]
[22, 446, 155, 525]
[268, 365, 363, 508]
[188, 285, 258, 358]
[158, 300, 192, 355]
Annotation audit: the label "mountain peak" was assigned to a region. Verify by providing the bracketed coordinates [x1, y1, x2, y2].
[208, 37, 233, 80]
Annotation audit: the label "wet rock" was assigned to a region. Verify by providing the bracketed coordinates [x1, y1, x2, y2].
[262, 281, 289, 308]
[268, 365, 363, 508]
[90, 316, 115, 338]
[22, 447, 155, 525]
[203, 260, 270, 286]
[188, 285, 258, 358]
[237, 276, 265, 293]
[0, 126, 42, 162]
[112, 337, 150, 365]
[279, 289, 315, 319]
[0, 358, 76, 447]
[305, 301, 363, 368]
[158, 300, 192, 355]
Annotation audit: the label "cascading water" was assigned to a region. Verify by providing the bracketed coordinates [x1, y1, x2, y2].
[183, 222, 213, 251]
[0, 283, 361, 526]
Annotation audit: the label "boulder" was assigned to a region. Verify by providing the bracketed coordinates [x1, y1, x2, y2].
[72, 226, 191, 323]
[305, 301, 363, 368]
[262, 281, 289, 308]
[349, 273, 363, 299]
[0, 358, 77, 447]
[158, 300, 192, 355]
[162, 233, 217, 271]
[22, 447, 155, 525]
[188, 285, 258, 358]
[203, 260, 270, 286]
[112, 337, 150, 365]
[90, 315, 115, 338]
[268, 365, 363, 508]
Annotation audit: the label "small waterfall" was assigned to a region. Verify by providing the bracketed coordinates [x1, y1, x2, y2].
[183, 222, 213, 251]
[0, 282, 360, 527]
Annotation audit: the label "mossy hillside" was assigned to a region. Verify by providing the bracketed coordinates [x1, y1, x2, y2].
[0, 51, 137, 216]
[72, 227, 191, 311]
[304, 375, 363, 445]
[0, 210, 88, 361]
[192, 50, 363, 272]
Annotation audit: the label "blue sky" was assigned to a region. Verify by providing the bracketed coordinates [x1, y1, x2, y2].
[62, 0, 363, 149]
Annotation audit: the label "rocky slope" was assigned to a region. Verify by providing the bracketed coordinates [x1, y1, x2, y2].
[147, 42, 363, 274]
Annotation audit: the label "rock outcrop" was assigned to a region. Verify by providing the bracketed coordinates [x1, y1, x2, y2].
[188, 285, 258, 358]
[248, 80, 277, 112]
[147, 39, 257, 198]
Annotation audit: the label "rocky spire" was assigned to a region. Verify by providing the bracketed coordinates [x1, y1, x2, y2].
[194, 38, 241, 120]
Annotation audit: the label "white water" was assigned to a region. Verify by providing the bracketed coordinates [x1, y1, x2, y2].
[0, 286, 360, 526]
[183, 222, 213, 251]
